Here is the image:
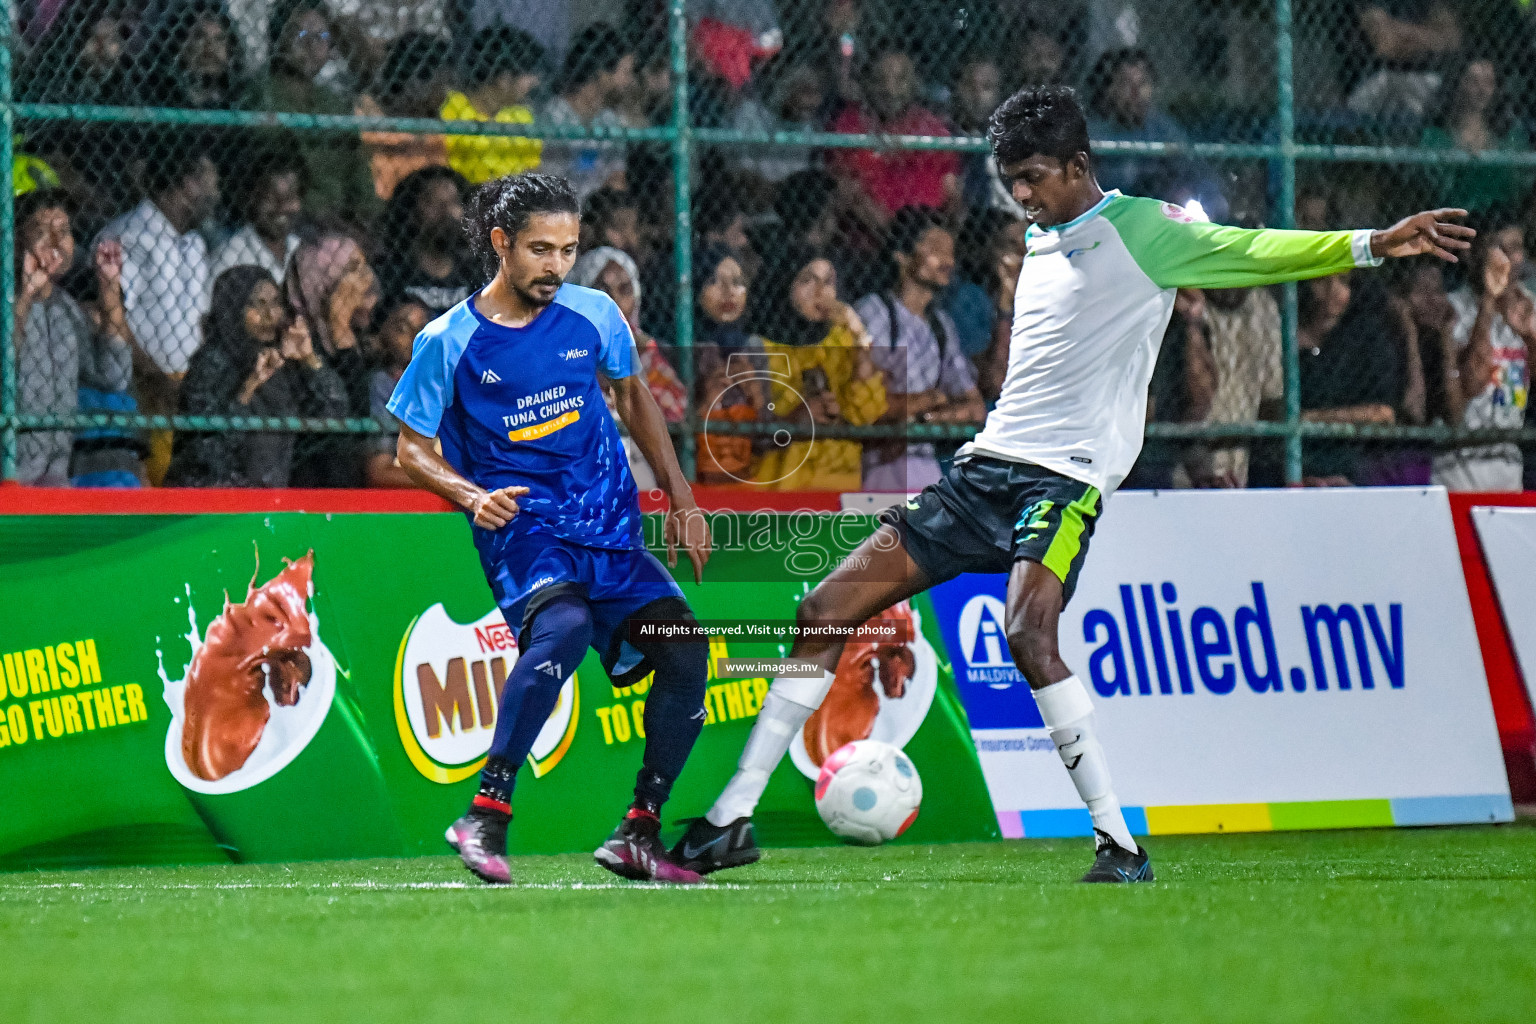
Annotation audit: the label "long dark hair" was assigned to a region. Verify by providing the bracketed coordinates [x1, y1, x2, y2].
[464, 171, 579, 276]
[750, 243, 834, 348]
[380, 164, 468, 257]
[203, 265, 278, 379]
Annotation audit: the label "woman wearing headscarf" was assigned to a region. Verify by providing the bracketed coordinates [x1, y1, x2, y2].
[750, 243, 886, 490]
[284, 232, 379, 486]
[691, 245, 765, 485]
[570, 245, 686, 419]
[166, 266, 348, 487]
[571, 244, 687, 490]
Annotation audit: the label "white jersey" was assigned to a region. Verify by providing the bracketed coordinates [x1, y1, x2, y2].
[961, 191, 1381, 495]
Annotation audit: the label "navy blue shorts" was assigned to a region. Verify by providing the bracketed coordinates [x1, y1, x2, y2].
[474, 526, 689, 685]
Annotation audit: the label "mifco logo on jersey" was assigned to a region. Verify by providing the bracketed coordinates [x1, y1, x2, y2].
[560, 348, 589, 360]
[957, 595, 1023, 689]
[393, 604, 578, 783]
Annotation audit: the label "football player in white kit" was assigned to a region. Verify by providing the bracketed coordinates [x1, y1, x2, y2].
[673, 86, 1474, 882]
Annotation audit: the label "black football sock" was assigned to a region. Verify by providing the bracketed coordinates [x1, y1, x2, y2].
[471, 755, 517, 819]
[631, 637, 710, 812]
[475, 596, 593, 820]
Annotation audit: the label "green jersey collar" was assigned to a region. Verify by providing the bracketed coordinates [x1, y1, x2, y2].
[1027, 190, 1122, 238]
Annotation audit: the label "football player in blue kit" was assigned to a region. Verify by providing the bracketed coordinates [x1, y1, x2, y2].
[388, 173, 713, 885]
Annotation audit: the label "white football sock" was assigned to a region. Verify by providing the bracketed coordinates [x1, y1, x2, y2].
[706, 670, 835, 826]
[1033, 675, 1138, 853]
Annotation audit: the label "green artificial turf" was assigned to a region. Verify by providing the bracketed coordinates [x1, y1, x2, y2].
[3, 825, 1534, 1024]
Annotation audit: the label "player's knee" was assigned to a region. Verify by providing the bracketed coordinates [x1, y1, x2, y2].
[796, 584, 839, 629]
[527, 596, 594, 656]
[1005, 604, 1060, 686]
[645, 639, 709, 703]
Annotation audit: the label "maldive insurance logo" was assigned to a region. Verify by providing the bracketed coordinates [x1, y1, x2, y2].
[393, 605, 578, 783]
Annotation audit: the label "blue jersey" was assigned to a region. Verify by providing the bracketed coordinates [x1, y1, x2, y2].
[386, 284, 642, 549]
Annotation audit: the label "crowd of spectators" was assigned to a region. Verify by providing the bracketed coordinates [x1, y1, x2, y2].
[8, 0, 1536, 492]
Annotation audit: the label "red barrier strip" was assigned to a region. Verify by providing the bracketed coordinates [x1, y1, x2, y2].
[1448, 493, 1536, 801]
[0, 483, 845, 516]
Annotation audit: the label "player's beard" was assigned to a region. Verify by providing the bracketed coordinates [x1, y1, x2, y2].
[515, 275, 565, 308]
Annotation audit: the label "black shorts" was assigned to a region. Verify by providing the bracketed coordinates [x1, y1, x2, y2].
[883, 454, 1104, 604]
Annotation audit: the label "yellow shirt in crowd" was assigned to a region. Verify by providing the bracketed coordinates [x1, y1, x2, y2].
[754, 323, 887, 491]
[441, 91, 543, 183]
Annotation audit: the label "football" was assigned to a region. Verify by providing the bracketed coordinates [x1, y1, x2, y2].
[813, 740, 923, 845]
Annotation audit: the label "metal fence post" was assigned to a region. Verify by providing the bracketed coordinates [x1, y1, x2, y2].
[669, 0, 696, 481]
[1276, 0, 1302, 485]
[0, 0, 15, 482]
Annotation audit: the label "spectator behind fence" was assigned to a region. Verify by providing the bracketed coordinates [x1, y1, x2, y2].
[139, 2, 253, 110]
[210, 145, 307, 284]
[467, 0, 572, 71]
[829, 44, 961, 227]
[1297, 273, 1419, 485]
[365, 292, 432, 488]
[260, 1, 374, 221]
[1087, 48, 1222, 213]
[1420, 59, 1533, 214]
[580, 187, 644, 260]
[97, 135, 217, 378]
[166, 267, 349, 487]
[689, 0, 784, 92]
[570, 246, 687, 423]
[1397, 261, 1466, 430]
[781, 0, 863, 114]
[1185, 286, 1283, 488]
[325, 0, 453, 86]
[442, 27, 545, 184]
[19, 0, 143, 105]
[571, 245, 687, 490]
[750, 243, 887, 490]
[284, 232, 379, 486]
[692, 246, 764, 484]
[95, 130, 219, 484]
[376, 166, 476, 316]
[1017, 21, 1069, 90]
[967, 212, 1029, 402]
[540, 23, 636, 201]
[12, 190, 136, 486]
[354, 32, 452, 201]
[949, 52, 1004, 212]
[1349, 0, 1462, 117]
[943, 209, 1026, 378]
[1433, 217, 1535, 491]
[854, 207, 984, 492]
[731, 61, 826, 190]
[695, 181, 758, 278]
[1123, 288, 1217, 489]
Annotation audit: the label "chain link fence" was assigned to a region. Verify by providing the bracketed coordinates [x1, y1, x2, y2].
[2, 0, 1534, 491]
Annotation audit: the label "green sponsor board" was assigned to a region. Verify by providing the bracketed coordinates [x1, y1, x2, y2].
[0, 513, 998, 869]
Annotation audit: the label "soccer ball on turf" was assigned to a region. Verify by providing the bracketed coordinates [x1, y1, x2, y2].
[813, 740, 922, 845]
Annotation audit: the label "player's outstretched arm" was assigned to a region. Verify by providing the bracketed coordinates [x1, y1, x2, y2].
[396, 424, 529, 530]
[610, 371, 711, 584]
[1109, 200, 1475, 291]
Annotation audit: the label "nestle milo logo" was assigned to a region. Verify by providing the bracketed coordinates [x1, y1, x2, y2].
[393, 604, 578, 784]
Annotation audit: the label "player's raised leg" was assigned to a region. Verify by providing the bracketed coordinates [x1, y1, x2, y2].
[672, 523, 932, 873]
[1004, 559, 1152, 883]
[447, 595, 595, 884]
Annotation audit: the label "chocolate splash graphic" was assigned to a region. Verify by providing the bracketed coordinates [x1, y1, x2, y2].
[803, 602, 917, 766]
[181, 552, 315, 781]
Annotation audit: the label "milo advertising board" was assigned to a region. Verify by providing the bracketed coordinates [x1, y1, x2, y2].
[0, 511, 998, 869]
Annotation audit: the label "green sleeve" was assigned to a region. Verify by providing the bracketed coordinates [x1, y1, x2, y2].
[1102, 195, 1378, 290]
